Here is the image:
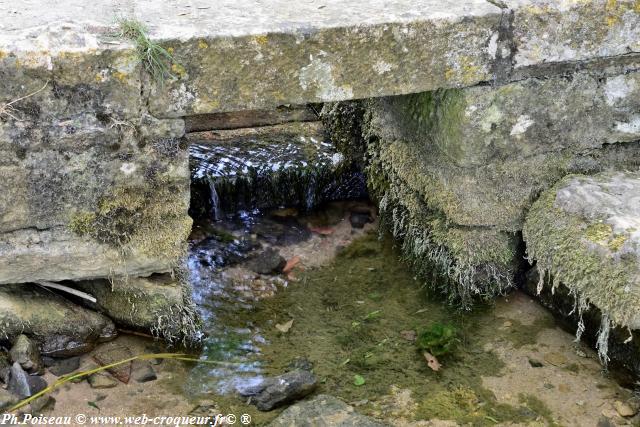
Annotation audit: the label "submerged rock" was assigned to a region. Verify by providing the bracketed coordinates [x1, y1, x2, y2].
[523, 171, 640, 363]
[9, 334, 42, 374]
[87, 372, 118, 389]
[73, 274, 200, 345]
[0, 284, 116, 356]
[238, 369, 317, 411]
[131, 361, 157, 383]
[245, 248, 286, 275]
[48, 357, 80, 377]
[268, 394, 388, 426]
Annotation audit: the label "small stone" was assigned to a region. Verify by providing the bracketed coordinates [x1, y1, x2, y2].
[349, 211, 372, 229]
[245, 248, 286, 275]
[238, 369, 317, 411]
[528, 358, 544, 368]
[8, 362, 47, 398]
[10, 335, 43, 374]
[88, 372, 118, 389]
[49, 356, 80, 376]
[614, 400, 637, 417]
[131, 361, 157, 383]
[0, 352, 10, 384]
[93, 345, 133, 383]
[0, 388, 18, 411]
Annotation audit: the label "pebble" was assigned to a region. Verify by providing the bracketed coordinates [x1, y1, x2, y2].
[88, 373, 118, 389]
[131, 361, 157, 383]
[49, 356, 81, 376]
[614, 400, 637, 417]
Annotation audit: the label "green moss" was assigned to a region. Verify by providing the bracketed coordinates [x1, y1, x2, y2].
[68, 182, 190, 266]
[499, 316, 555, 349]
[416, 323, 459, 357]
[523, 175, 639, 332]
[608, 234, 627, 252]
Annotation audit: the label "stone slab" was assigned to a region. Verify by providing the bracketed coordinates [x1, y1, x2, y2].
[523, 171, 640, 330]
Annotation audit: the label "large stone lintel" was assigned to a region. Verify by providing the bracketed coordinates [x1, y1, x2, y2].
[2, 1, 637, 117]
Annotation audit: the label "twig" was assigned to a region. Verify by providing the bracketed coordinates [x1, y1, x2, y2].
[0, 81, 49, 121]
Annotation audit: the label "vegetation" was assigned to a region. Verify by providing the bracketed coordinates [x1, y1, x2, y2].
[416, 322, 459, 357]
[117, 19, 176, 84]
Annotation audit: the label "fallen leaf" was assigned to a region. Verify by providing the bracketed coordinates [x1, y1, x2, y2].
[309, 226, 334, 235]
[275, 319, 294, 333]
[423, 351, 441, 371]
[283, 256, 301, 274]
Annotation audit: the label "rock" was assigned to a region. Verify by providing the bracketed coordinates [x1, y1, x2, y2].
[131, 361, 157, 383]
[73, 274, 200, 344]
[87, 373, 118, 389]
[524, 172, 640, 333]
[246, 248, 286, 275]
[9, 334, 42, 374]
[93, 345, 133, 384]
[349, 212, 372, 229]
[238, 370, 317, 411]
[268, 394, 389, 426]
[0, 388, 18, 411]
[324, 67, 640, 302]
[48, 357, 80, 377]
[0, 284, 116, 357]
[29, 395, 55, 413]
[614, 401, 637, 418]
[8, 362, 47, 398]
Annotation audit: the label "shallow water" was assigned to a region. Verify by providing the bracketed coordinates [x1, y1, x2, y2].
[42, 201, 633, 426]
[180, 203, 632, 426]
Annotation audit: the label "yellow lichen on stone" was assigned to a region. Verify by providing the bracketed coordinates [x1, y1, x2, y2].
[198, 40, 209, 49]
[585, 222, 613, 243]
[171, 63, 187, 79]
[608, 234, 627, 252]
[255, 35, 269, 45]
[112, 71, 128, 82]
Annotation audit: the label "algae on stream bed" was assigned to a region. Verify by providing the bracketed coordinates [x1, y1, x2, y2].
[187, 231, 558, 426]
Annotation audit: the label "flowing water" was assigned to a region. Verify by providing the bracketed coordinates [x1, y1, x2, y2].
[41, 124, 635, 426]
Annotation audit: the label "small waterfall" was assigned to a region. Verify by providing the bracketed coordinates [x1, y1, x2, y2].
[209, 178, 223, 221]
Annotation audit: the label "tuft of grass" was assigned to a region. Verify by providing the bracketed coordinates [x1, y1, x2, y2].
[117, 19, 176, 84]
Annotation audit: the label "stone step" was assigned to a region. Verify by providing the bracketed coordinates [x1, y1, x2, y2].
[523, 171, 640, 361]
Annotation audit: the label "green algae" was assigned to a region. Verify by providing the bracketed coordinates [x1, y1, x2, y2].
[189, 232, 559, 425]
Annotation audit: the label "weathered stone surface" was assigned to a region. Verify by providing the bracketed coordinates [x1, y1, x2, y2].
[506, 0, 640, 70]
[245, 248, 286, 275]
[523, 171, 640, 331]
[0, 114, 191, 284]
[0, 387, 18, 411]
[8, 362, 47, 399]
[269, 394, 389, 427]
[74, 274, 200, 344]
[48, 356, 80, 377]
[368, 69, 640, 231]
[0, 284, 117, 356]
[238, 369, 317, 411]
[9, 335, 42, 374]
